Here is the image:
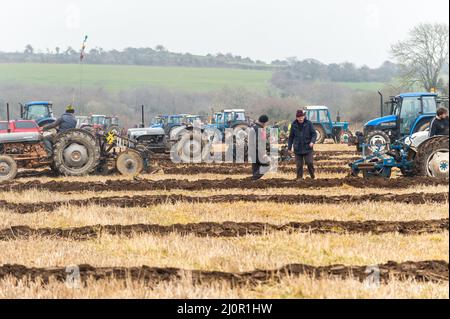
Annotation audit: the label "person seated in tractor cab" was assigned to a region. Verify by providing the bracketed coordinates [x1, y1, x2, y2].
[429, 107, 449, 137]
[42, 105, 77, 156]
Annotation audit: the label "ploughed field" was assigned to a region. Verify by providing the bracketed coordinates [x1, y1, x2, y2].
[0, 144, 448, 298]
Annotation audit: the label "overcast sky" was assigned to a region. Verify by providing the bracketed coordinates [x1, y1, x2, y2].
[0, 0, 448, 67]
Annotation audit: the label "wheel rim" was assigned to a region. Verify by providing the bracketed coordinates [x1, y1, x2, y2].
[341, 132, 350, 144]
[0, 161, 12, 177]
[369, 135, 388, 152]
[427, 149, 449, 178]
[63, 143, 89, 168]
[117, 152, 143, 175]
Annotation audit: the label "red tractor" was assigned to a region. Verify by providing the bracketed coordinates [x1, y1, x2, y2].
[0, 104, 149, 182]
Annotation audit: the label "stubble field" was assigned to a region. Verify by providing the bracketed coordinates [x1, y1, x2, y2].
[0, 143, 448, 298]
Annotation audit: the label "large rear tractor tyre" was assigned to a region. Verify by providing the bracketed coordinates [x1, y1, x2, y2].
[176, 132, 206, 163]
[365, 130, 391, 154]
[413, 136, 449, 178]
[116, 150, 144, 176]
[0, 155, 18, 182]
[314, 125, 326, 144]
[53, 129, 101, 176]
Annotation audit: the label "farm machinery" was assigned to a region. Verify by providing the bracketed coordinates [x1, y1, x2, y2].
[355, 92, 446, 153]
[350, 132, 449, 179]
[305, 106, 353, 144]
[0, 103, 151, 182]
[20, 101, 56, 127]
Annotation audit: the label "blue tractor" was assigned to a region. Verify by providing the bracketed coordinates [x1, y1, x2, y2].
[20, 101, 56, 127]
[305, 106, 353, 144]
[359, 92, 441, 152]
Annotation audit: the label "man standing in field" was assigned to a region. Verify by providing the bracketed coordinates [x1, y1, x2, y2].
[250, 115, 270, 180]
[429, 107, 449, 137]
[288, 110, 317, 180]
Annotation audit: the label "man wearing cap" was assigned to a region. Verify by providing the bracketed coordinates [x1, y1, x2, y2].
[288, 110, 317, 179]
[42, 105, 77, 156]
[250, 115, 271, 180]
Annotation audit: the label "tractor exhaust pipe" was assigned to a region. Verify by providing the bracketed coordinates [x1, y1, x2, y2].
[378, 91, 384, 117]
[6, 103, 11, 133]
[20, 103, 24, 119]
[140, 105, 145, 128]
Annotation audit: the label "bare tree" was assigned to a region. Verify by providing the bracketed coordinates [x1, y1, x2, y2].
[391, 23, 449, 91]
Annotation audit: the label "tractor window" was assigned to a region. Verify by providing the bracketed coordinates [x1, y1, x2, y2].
[216, 114, 223, 124]
[400, 97, 421, 134]
[422, 96, 437, 114]
[26, 105, 51, 121]
[235, 112, 246, 121]
[92, 117, 106, 125]
[318, 110, 329, 123]
[0, 122, 8, 130]
[307, 111, 318, 122]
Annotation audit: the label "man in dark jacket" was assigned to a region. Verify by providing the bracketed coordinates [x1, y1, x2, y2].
[429, 107, 449, 137]
[43, 105, 77, 156]
[250, 115, 270, 180]
[288, 110, 317, 179]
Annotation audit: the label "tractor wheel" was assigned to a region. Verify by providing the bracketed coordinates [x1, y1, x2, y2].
[362, 167, 392, 179]
[53, 129, 101, 176]
[413, 136, 449, 178]
[0, 155, 18, 182]
[314, 125, 326, 144]
[365, 130, 391, 154]
[340, 130, 353, 144]
[116, 150, 144, 176]
[176, 132, 205, 163]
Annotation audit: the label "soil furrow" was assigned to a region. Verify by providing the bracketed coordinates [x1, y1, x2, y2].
[1, 177, 447, 193]
[1, 192, 447, 214]
[0, 261, 447, 285]
[1, 219, 447, 241]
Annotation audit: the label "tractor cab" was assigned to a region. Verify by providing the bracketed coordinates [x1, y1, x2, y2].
[21, 101, 55, 127]
[362, 92, 439, 150]
[305, 106, 351, 144]
[89, 115, 107, 129]
[209, 109, 248, 133]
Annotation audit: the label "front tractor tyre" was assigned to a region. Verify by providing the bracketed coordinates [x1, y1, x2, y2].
[116, 150, 144, 176]
[365, 130, 391, 154]
[0, 155, 18, 182]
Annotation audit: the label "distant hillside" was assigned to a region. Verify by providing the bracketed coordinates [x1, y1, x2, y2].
[0, 63, 273, 92]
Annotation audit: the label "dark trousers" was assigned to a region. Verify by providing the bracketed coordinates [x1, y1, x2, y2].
[252, 163, 269, 180]
[295, 152, 315, 179]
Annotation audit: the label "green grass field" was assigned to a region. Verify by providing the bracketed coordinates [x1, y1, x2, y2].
[0, 63, 385, 93]
[0, 63, 272, 92]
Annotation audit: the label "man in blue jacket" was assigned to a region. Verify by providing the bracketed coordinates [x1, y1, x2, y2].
[288, 110, 317, 179]
[42, 105, 77, 156]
